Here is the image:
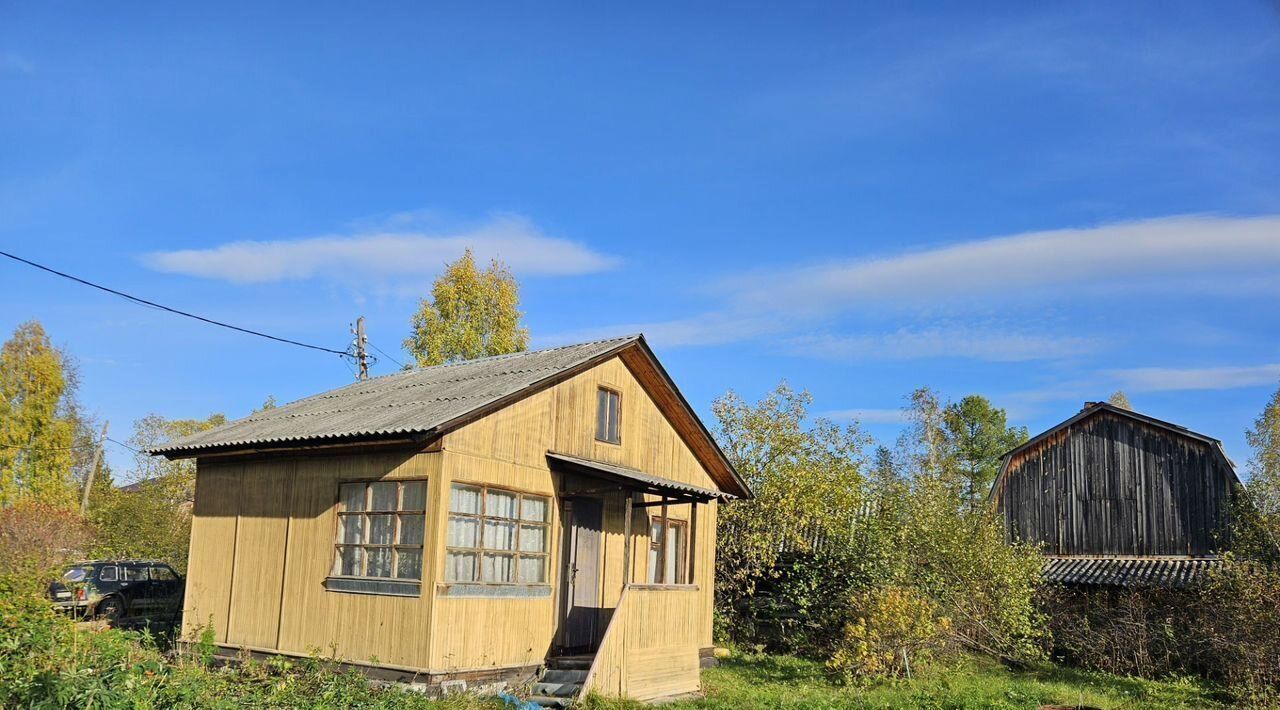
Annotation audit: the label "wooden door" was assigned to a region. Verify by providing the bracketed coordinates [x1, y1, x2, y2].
[559, 497, 603, 653]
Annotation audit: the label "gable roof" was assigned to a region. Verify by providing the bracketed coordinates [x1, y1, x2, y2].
[151, 334, 751, 498]
[989, 402, 1241, 502]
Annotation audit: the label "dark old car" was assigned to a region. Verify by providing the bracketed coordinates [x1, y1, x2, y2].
[49, 560, 184, 622]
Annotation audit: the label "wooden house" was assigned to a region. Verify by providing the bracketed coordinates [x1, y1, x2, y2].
[152, 335, 751, 704]
[990, 402, 1242, 588]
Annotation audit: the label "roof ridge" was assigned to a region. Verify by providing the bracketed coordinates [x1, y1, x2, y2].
[152, 334, 643, 455]
[411, 334, 642, 372]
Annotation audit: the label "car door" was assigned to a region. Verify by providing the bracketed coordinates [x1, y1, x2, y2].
[147, 564, 183, 615]
[119, 563, 151, 614]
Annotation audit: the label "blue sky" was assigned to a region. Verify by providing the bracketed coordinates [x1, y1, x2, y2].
[2, 2, 1279, 478]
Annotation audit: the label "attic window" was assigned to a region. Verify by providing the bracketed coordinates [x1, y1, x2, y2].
[596, 387, 621, 444]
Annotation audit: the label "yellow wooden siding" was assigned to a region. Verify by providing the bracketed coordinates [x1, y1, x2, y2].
[185, 450, 440, 670]
[184, 352, 724, 682]
[225, 459, 293, 648]
[443, 356, 717, 491]
[182, 461, 242, 642]
[583, 586, 704, 701]
[433, 354, 721, 673]
[427, 451, 561, 670]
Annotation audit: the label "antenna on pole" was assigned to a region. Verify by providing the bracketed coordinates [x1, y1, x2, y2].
[352, 316, 370, 381]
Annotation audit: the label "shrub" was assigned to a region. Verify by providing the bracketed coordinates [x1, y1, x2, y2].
[0, 501, 93, 597]
[1040, 585, 1205, 679]
[0, 590, 496, 709]
[827, 585, 951, 683]
[1198, 558, 1280, 705]
[1040, 558, 1280, 706]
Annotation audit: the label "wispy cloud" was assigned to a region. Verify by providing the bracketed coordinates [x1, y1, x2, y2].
[143, 214, 619, 284]
[1108, 363, 1280, 392]
[786, 327, 1099, 362]
[721, 215, 1280, 316]
[0, 53, 35, 75]
[571, 214, 1279, 363]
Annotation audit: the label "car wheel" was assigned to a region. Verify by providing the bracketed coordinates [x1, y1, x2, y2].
[96, 596, 125, 622]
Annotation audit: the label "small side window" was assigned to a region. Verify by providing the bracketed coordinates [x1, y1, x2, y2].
[98, 566, 118, 582]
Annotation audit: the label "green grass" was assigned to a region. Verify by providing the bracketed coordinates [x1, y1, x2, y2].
[580, 653, 1226, 710]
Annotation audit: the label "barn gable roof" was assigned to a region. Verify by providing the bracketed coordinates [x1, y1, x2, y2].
[989, 402, 1241, 503]
[151, 334, 751, 499]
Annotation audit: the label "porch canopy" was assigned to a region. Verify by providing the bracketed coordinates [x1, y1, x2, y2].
[546, 452, 735, 505]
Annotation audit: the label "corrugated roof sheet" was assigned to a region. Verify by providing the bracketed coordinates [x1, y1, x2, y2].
[152, 336, 640, 455]
[1043, 556, 1221, 589]
[546, 451, 736, 501]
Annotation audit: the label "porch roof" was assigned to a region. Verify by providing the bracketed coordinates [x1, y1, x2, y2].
[546, 451, 735, 503]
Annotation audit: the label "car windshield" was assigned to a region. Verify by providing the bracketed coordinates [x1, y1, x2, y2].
[62, 566, 91, 583]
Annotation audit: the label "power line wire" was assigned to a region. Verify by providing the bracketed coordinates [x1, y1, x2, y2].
[106, 437, 143, 454]
[369, 341, 407, 370]
[0, 440, 96, 451]
[0, 250, 352, 357]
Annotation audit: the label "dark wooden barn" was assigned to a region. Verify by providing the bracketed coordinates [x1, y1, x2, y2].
[990, 402, 1243, 587]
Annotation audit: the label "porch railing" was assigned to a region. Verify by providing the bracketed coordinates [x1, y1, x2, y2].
[579, 584, 703, 701]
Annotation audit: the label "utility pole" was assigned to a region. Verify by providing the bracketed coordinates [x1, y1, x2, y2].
[353, 316, 370, 381]
[80, 420, 108, 516]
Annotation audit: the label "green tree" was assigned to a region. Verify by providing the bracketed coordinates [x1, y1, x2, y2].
[125, 411, 227, 506]
[869, 445, 901, 491]
[1245, 385, 1280, 539]
[403, 249, 529, 367]
[712, 382, 871, 641]
[1107, 391, 1134, 410]
[0, 321, 79, 508]
[898, 387, 949, 479]
[942, 396, 1029, 508]
[86, 412, 228, 571]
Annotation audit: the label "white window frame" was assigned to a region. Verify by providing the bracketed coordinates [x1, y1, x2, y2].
[332, 479, 427, 581]
[646, 516, 689, 585]
[445, 483, 550, 585]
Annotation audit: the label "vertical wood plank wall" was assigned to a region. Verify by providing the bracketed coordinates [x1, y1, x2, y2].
[435, 355, 719, 671]
[183, 450, 441, 669]
[995, 411, 1235, 556]
[182, 353, 723, 683]
[582, 586, 704, 700]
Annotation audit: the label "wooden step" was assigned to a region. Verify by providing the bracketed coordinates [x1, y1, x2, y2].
[532, 680, 582, 698]
[546, 655, 593, 671]
[540, 669, 587, 684]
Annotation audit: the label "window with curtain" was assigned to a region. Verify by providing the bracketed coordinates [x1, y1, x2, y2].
[646, 517, 689, 584]
[446, 484, 550, 584]
[595, 387, 621, 444]
[332, 479, 427, 581]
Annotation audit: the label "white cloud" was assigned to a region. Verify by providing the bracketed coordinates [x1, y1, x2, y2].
[786, 328, 1099, 362]
[555, 214, 1280, 365]
[822, 408, 909, 425]
[722, 215, 1280, 316]
[143, 214, 619, 284]
[1108, 363, 1280, 392]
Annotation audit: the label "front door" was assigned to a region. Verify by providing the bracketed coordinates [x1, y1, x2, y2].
[559, 497, 603, 653]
